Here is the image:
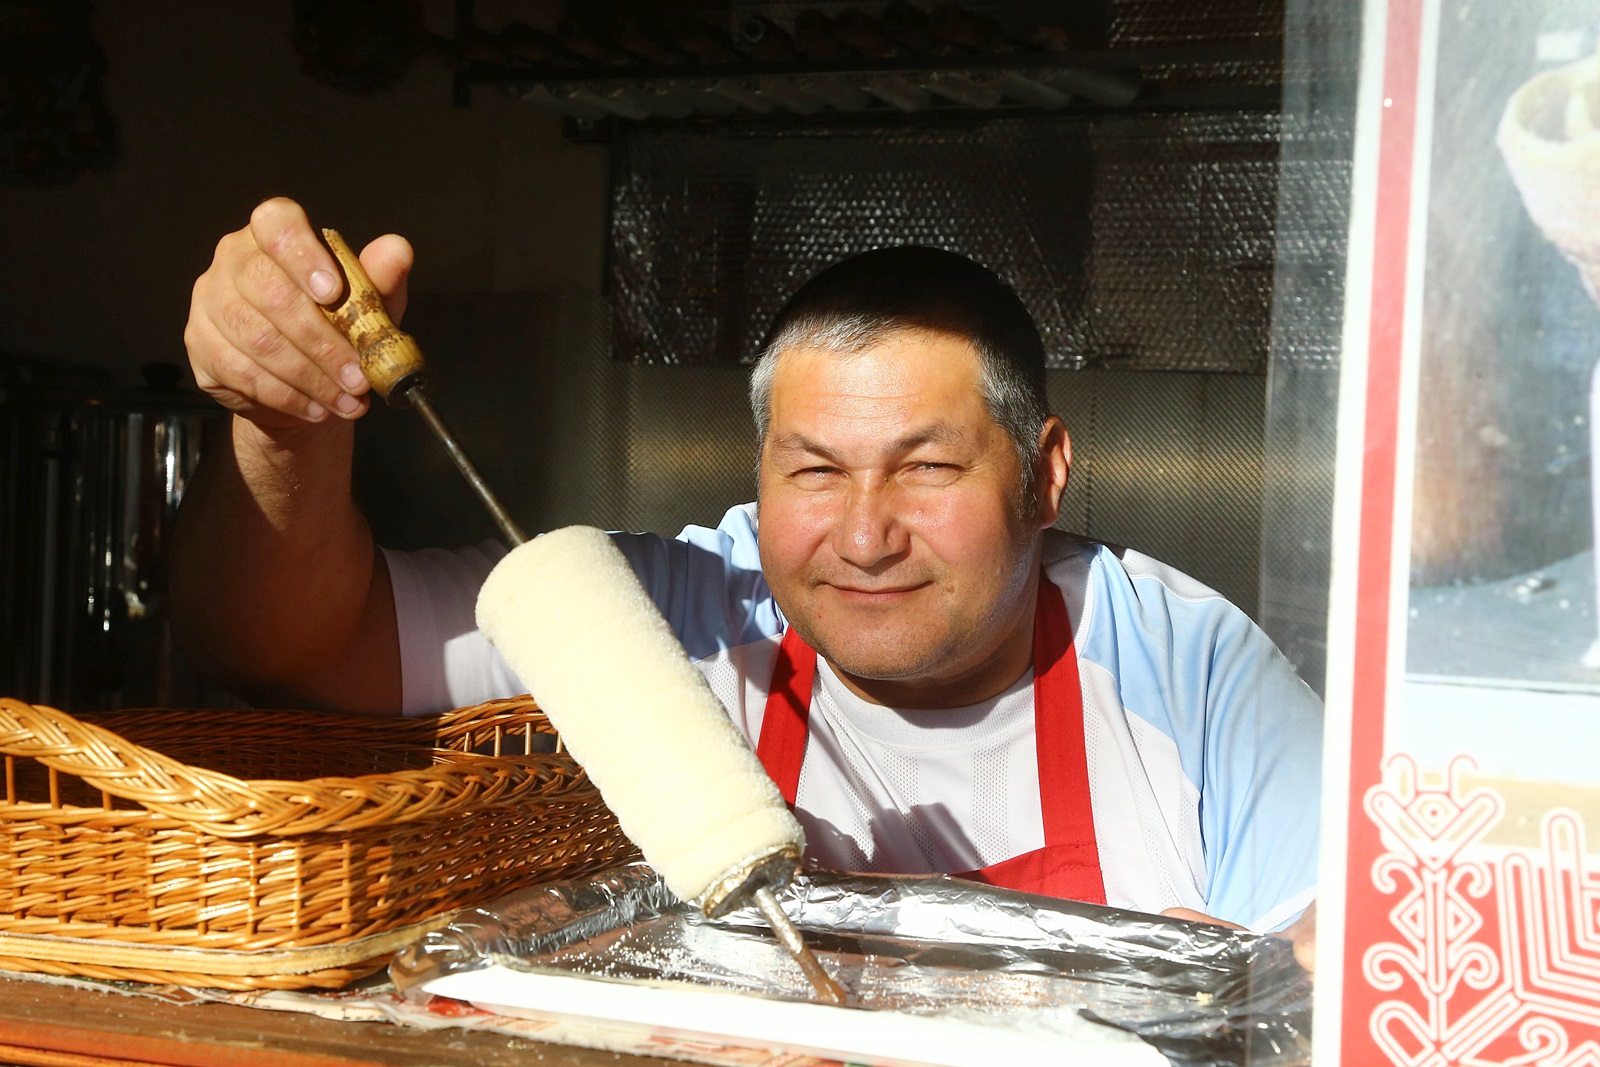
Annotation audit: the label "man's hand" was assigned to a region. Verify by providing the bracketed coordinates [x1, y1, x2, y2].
[1162, 904, 1317, 975]
[1283, 902, 1316, 974]
[184, 197, 413, 430]
[1161, 907, 1246, 931]
[170, 198, 409, 715]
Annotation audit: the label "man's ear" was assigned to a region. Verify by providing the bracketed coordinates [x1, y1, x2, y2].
[1033, 416, 1071, 529]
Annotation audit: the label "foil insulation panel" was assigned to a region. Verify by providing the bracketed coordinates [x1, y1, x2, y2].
[1053, 371, 1266, 617]
[1110, 0, 1284, 47]
[393, 863, 1312, 1067]
[607, 112, 1285, 371]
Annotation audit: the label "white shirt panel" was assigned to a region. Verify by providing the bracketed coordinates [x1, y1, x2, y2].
[792, 658, 1040, 874]
[1079, 657, 1206, 915]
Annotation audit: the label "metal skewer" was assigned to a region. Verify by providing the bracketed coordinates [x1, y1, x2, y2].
[403, 386, 527, 545]
[316, 229, 526, 546]
[316, 227, 844, 1006]
[754, 885, 848, 1005]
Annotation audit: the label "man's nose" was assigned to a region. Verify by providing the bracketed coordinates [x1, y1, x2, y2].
[831, 480, 909, 568]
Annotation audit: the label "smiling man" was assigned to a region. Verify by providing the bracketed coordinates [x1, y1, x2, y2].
[172, 202, 1322, 944]
[759, 331, 1044, 708]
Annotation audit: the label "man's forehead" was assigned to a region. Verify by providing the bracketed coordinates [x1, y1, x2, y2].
[767, 421, 969, 456]
[769, 328, 985, 389]
[761, 331, 1003, 459]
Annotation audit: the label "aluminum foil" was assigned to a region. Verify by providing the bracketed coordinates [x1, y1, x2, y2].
[392, 863, 1310, 1067]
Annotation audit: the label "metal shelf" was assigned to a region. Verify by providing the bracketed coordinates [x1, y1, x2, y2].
[444, 2, 1283, 132]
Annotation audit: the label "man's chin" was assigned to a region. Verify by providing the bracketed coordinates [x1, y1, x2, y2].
[824, 655, 933, 684]
[804, 629, 947, 684]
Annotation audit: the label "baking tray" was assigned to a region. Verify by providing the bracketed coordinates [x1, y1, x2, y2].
[392, 863, 1311, 1066]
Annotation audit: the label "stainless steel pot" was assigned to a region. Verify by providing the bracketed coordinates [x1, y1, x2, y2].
[1, 359, 225, 710]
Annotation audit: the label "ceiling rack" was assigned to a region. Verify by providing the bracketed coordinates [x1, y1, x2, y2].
[444, 1, 1283, 135]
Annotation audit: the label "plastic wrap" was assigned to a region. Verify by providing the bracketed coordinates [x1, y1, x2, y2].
[392, 863, 1310, 1067]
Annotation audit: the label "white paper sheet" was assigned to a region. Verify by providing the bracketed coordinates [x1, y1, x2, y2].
[424, 965, 1167, 1067]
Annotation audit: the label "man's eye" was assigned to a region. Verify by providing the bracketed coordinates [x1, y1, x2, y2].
[905, 463, 961, 483]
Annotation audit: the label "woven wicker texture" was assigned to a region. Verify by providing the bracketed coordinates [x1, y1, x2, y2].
[0, 697, 637, 988]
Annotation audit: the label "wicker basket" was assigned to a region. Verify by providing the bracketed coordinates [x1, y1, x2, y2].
[0, 696, 636, 989]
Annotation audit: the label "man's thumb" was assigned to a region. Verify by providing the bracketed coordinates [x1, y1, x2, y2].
[359, 233, 414, 323]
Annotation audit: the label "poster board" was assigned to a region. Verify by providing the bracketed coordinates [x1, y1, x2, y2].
[1317, 0, 1600, 1061]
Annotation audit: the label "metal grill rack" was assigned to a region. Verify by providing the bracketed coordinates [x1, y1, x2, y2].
[443, 1, 1285, 129]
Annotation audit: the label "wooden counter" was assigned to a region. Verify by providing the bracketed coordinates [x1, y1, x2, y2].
[0, 975, 673, 1067]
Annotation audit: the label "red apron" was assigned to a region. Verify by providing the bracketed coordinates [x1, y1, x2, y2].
[754, 576, 1107, 905]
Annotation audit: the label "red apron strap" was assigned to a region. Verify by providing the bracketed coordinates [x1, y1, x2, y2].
[1033, 580, 1095, 852]
[756, 574, 1106, 906]
[755, 624, 816, 806]
[1027, 577, 1107, 904]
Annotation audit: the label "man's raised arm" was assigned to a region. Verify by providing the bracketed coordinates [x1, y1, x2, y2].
[170, 198, 412, 715]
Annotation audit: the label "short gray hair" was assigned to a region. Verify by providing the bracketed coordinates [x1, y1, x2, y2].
[748, 247, 1051, 504]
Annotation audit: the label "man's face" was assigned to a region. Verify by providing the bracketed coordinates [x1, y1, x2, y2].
[757, 329, 1052, 707]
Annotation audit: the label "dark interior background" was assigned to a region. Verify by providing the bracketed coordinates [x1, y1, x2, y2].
[0, 0, 1358, 709]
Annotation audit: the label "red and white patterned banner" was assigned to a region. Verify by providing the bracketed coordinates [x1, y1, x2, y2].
[1320, 0, 1600, 1061]
[1362, 759, 1600, 1065]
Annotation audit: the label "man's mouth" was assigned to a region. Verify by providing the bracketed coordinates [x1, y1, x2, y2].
[824, 582, 929, 602]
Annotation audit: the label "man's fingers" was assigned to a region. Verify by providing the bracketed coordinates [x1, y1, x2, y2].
[249, 197, 344, 305]
[186, 199, 409, 427]
[187, 256, 329, 426]
[1160, 908, 1247, 930]
[1293, 933, 1315, 974]
[359, 233, 414, 322]
[216, 269, 371, 419]
[187, 315, 331, 425]
[1285, 902, 1316, 975]
[1159, 906, 1316, 974]
[227, 251, 370, 415]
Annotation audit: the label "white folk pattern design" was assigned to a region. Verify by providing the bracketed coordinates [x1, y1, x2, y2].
[1363, 756, 1600, 1066]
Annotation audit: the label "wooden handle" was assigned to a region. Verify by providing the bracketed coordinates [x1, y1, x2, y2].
[318, 228, 426, 402]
